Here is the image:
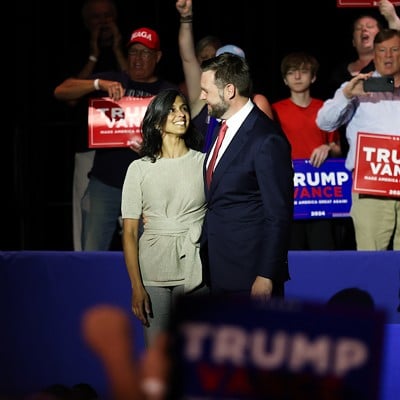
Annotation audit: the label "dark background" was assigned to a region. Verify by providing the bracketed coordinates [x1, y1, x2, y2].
[8, 1, 391, 250]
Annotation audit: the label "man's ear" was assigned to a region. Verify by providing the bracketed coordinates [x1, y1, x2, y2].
[155, 50, 162, 63]
[225, 83, 236, 100]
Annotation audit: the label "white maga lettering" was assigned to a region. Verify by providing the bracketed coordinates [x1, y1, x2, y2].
[132, 31, 152, 41]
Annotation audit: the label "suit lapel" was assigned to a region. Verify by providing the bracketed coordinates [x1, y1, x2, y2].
[207, 108, 258, 195]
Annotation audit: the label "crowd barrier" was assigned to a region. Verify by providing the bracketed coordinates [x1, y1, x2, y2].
[1, 251, 399, 398]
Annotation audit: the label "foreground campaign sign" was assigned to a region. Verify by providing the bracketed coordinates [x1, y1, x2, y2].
[88, 96, 154, 148]
[337, 0, 400, 7]
[353, 132, 400, 198]
[293, 159, 352, 219]
[169, 295, 386, 400]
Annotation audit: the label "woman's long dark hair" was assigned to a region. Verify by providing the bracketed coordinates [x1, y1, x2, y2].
[139, 89, 203, 162]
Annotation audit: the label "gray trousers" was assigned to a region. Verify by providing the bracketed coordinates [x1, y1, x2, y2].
[144, 284, 209, 347]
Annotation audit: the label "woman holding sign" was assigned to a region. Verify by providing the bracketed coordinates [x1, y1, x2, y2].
[121, 89, 208, 347]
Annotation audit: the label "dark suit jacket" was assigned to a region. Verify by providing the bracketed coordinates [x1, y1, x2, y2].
[201, 105, 294, 292]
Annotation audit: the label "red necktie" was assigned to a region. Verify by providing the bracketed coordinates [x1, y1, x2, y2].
[206, 121, 228, 188]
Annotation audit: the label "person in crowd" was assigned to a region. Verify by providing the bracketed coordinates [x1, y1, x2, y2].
[329, 0, 400, 101]
[77, 0, 128, 79]
[175, 0, 274, 151]
[199, 53, 293, 301]
[54, 27, 178, 251]
[178, 34, 222, 98]
[121, 89, 207, 346]
[327, 1, 399, 250]
[54, 0, 128, 251]
[316, 29, 400, 251]
[272, 52, 341, 250]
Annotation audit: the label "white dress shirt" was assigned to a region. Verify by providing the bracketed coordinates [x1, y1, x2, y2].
[206, 99, 254, 170]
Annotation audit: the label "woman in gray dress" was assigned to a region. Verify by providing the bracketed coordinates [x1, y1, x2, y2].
[121, 88, 208, 346]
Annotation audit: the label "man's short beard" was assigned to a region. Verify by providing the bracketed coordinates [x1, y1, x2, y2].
[209, 101, 229, 119]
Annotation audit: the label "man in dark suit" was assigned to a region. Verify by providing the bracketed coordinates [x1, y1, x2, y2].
[199, 53, 294, 301]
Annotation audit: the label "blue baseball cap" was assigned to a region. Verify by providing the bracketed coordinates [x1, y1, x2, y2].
[216, 44, 245, 58]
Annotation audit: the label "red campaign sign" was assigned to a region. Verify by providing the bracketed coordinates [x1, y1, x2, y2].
[88, 96, 154, 148]
[353, 132, 400, 197]
[337, 0, 400, 7]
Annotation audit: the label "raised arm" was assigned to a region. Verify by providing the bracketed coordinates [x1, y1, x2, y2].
[175, 0, 205, 117]
[378, 0, 400, 30]
[54, 77, 125, 101]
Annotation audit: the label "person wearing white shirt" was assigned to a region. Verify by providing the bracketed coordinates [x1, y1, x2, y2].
[316, 29, 400, 250]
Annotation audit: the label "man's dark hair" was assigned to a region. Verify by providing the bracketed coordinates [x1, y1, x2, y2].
[200, 53, 253, 98]
[374, 28, 400, 45]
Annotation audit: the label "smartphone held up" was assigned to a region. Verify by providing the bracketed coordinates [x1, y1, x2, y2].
[363, 76, 395, 92]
